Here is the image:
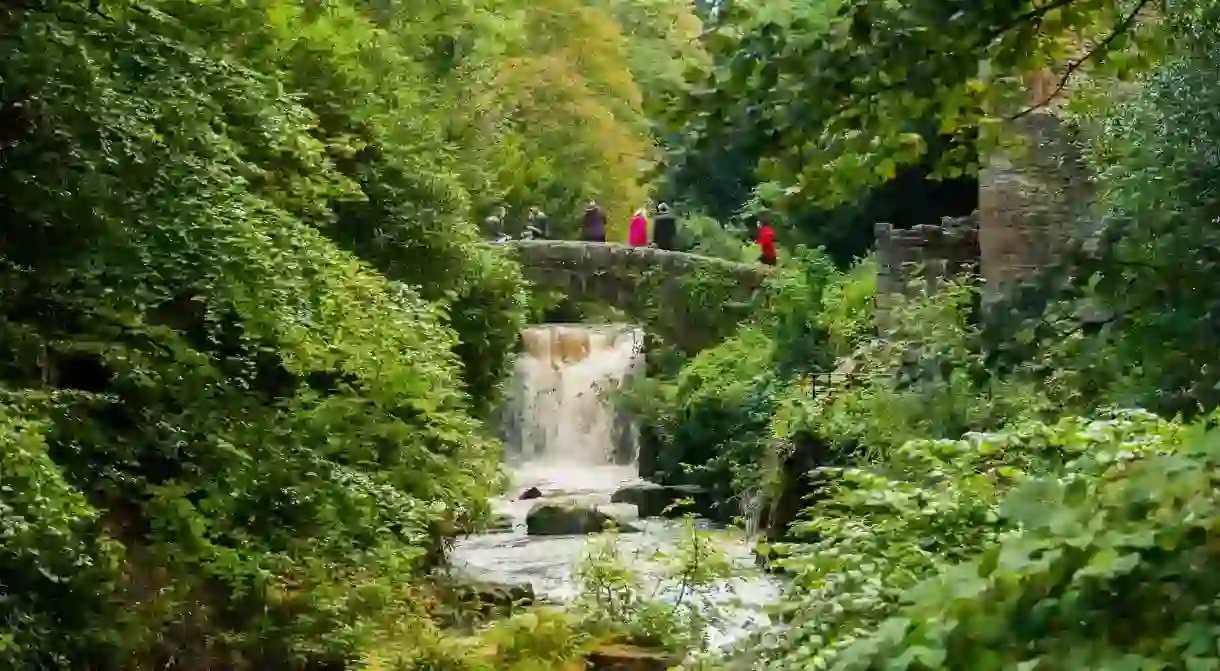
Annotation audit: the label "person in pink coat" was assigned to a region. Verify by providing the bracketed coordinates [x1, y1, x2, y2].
[628, 209, 648, 247]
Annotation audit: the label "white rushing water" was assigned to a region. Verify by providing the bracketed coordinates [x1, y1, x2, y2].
[453, 323, 780, 649]
[502, 323, 644, 467]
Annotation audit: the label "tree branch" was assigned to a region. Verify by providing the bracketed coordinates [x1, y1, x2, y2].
[1008, 0, 1152, 120]
[983, 0, 1088, 45]
[829, 0, 1094, 118]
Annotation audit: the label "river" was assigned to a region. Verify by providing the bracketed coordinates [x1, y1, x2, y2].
[451, 324, 781, 649]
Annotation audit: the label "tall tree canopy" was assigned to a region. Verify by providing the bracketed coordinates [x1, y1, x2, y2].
[667, 0, 1169, 209]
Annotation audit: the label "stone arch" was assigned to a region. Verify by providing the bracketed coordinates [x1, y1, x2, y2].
[500, 241, 769, 353]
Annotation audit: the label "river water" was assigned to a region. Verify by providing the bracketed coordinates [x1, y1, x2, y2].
[451, 324, 780, 649]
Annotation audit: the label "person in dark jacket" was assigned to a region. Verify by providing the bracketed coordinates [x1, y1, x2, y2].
[582, 201, 606, 242]
[525, 206, 550, 239]
[652, 202, 677, 250]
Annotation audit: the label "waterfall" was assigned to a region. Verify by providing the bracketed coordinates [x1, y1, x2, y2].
[741, 488, 767, 539]
[503, 324, 644, 470]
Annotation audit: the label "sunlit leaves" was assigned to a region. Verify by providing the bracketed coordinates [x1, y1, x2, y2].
[0, 406, 125, 668]
[475, 0, 657, 237]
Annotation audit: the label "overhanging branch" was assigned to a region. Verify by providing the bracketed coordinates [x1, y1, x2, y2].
[1008, 0, 1153, 120]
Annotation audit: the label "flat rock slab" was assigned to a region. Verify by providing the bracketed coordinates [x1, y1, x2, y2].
[587, 644, 679, 671]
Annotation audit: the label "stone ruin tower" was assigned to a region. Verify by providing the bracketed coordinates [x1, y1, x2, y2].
[979, 68, 1092, 293]
[872, 67, 1091, 324]
[874, 214, 980, 330]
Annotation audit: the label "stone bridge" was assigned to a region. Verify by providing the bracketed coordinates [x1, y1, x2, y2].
[498, 241, 769, 352]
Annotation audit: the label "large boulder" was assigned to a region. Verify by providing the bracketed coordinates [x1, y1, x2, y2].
[587, 644, 679, 671]
[610, 482, 714, 519]
[525, 501, 639, 536]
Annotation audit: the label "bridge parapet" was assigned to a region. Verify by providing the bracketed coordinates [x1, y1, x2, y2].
[498, 240, 768, 352]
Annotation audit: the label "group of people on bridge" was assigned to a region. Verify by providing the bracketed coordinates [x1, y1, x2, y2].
[487, 201, 776, 266]
[583, 201, 678, 251]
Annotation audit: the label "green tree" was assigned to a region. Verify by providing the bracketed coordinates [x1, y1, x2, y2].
[0, 0, 516, 664]
[669, 0, 1169, 208]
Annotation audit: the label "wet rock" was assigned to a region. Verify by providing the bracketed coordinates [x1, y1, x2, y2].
[767, 432, 836, 543]
[486, 512, 515, 532]
[519, 486, 543, 500]
[443, 578, 535, 622]
[636, 424, 661, 478]
[610, 481, 713, 519]
[526, 501, 639, 536]
[587, 644, 679, 671]
[454, 579, 535, 608]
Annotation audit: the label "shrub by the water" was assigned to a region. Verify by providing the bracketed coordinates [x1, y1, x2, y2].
[756, 410, 1185, 670]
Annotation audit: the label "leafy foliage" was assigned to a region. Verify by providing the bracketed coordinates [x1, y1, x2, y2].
[574, 522, 740, 654]
[0, 0, 684, 664]
[753, 410, 1186, 671]
[647, 327, 780, 510]
[983, 13, 1220, 419]
[631, 248, 845, 507]
[670, 0, 1171, 208]
[359, 604, 589, 671]
[0, 403, 125, 668]
[775, 278, 1054, 463]
[674, 211, 757, 263]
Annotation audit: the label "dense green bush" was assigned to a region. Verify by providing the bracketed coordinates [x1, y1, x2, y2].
[673, 212, 755, 263]
[821, 415, 1218, 670]
[752, 410, 1186, 671]
[817, 257, 878, 359]
[775, 278, 1054, 462]
[0, 0, 515, 665]
[1072, 36, 1220, 415]
[146, 0, 531, 412]
[0, 402, 125, 668]
[649, 327, 780, 512]
[574, 523, 739, 654]
[629, 248, 845, 509]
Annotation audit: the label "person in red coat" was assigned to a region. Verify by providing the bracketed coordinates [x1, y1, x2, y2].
[628, 209, 648, 247]
[757, 222, 777, 266]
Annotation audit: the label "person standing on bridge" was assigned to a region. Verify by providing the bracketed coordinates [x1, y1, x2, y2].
[628, 208, 648, 247]
[582, 201, 606, 243]
[484, 204, 508, 240]
[757, 220, 777, 266]
[652, 202, 677, 251]
[525, 206, 549, 239]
